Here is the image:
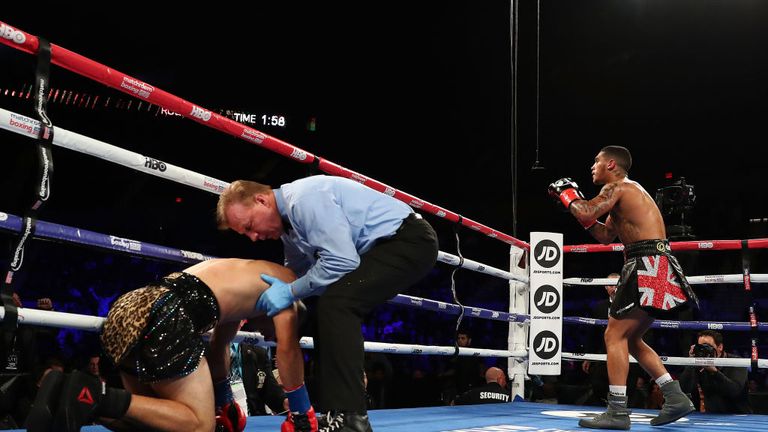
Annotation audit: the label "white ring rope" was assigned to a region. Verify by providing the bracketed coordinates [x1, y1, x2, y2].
[1, 306, 105, 332]
[565, 274, 768, 286]
[438, 251, 525, 283]
[1, 109, 229, 194]
[0, 307, 525, 358]
[291, 339, 527, 359]
[0, 107, 528, 284]
[5, 306, 762, 364]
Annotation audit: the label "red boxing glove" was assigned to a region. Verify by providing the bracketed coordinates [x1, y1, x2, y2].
[548, 177, 585, 210]
[215, 401, 247, 432]
[548, 178, 596, 229]
[281, 406, 318, 432]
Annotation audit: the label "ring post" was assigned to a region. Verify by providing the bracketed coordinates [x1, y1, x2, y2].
[508, 244, 529, 400]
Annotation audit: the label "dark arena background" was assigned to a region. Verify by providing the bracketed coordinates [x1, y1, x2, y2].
[1, 1, 768, 431]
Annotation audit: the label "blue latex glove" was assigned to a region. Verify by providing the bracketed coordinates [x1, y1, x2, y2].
[256, 274, 296, 317]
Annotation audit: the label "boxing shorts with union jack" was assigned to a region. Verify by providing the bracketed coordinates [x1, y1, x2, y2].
[610, 239, 699, 318]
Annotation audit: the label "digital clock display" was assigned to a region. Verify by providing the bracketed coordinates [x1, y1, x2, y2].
[231, 112, 287, 128]
[261, 114, 286, 127]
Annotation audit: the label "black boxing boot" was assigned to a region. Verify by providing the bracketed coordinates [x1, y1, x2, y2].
[54, 370, 132, 431]
[578, 394, 631, 430]
[650, 380, 695, 426]
[318, 412, 373, 432]
[26, 369, 65, 432]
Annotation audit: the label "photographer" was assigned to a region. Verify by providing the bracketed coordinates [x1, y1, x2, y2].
[679, 330, 751, 414]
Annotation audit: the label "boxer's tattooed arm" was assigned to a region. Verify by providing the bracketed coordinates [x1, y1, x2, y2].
[570, 182, 620, 221]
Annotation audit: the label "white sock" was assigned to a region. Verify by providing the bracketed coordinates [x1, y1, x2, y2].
[655, 373, 673, 387]
[609, 385, 627, 397]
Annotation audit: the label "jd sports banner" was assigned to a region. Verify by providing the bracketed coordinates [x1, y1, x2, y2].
[528, 232, 563, 375]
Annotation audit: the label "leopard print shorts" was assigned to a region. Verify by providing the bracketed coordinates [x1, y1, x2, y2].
[100, 272, 219, 382]
[101, 285, 170, 365]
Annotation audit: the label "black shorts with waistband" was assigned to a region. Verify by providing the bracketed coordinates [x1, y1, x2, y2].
[610, 239, 698, 319]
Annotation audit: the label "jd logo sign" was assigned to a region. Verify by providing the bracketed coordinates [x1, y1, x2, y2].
[533, 331, 559, 360]
[534, 240, 560, 268]
[534, 285, 560, 314]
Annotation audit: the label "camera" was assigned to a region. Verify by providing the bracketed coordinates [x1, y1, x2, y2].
[692, 343, 716, 358]
[655, 177, 696, 240]
[655, 177, 696, 216]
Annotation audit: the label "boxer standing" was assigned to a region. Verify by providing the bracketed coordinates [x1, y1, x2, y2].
[549, 146, 697, 430]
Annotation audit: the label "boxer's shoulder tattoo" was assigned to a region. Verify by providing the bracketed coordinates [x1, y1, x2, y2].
[599, 182, 619, 199]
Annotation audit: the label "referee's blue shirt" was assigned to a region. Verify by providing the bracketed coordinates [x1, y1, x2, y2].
[274, 175, 413, 298]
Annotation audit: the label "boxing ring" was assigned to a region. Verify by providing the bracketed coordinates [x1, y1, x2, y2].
[63, 403, 762, 431]
[3, 19, 768, 431]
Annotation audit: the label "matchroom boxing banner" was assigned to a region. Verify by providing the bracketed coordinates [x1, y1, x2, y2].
[528, 232, 563, 375]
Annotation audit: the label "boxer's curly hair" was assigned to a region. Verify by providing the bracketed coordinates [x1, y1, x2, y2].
[600, 145, 632, 173]
[216, 180, 272, 229]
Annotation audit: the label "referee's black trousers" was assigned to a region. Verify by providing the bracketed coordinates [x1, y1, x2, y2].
[314, 214, 438, 413]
